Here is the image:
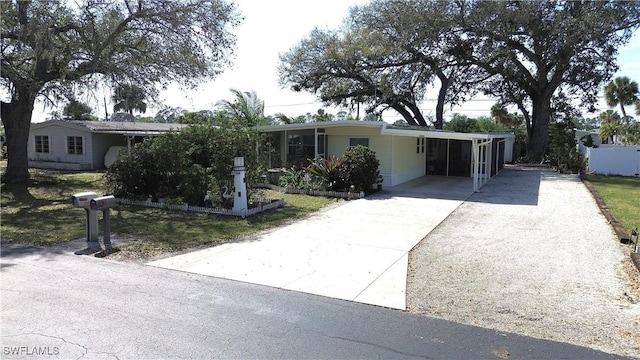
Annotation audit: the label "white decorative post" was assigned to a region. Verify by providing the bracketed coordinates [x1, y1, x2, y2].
[231, 157, 248, 216]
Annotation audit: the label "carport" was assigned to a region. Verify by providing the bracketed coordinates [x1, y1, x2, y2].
[258, 121, 515, 193]
[380, 127, 515, 192]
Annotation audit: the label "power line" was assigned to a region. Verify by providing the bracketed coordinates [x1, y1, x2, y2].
[265, 102, 319, 108]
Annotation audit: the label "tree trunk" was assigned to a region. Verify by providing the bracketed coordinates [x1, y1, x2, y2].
[527, 97, 552, 160]
[1, 88, 37, 185]
[389, 103, 419, 126]
[434, 72, 449, 130]
[404, 101, 428, 127]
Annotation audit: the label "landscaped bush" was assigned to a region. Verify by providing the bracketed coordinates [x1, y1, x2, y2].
[339, 145, 380, 192]
[278, 166, 305, 188]
[278, 165, 324, 190]
[105, 115, 268, 205]
[547, 118, 586, 174]
[105, 132, 186, 200]
[305, 156, 345, 191]
[281, 146, 381, 193]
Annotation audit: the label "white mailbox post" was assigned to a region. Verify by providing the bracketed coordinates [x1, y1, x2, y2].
[231, 157, 248, 216]
[71, 191, 100, 251]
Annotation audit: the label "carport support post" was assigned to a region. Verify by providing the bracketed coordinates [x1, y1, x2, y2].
[85, 208, 100, 250]
[472, 139, 479, 192]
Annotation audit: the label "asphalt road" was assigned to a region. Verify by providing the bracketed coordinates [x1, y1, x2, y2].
[0, 242, 629, 359]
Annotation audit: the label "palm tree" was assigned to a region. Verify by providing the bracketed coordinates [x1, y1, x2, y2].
[112, 84, 147, 116]
[604, 76, 639, 120]
[312, 108, 333, 122]
[216, 88, 265, 126]
[598, 110, 622, 144]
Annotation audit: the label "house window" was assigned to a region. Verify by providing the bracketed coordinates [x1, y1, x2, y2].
[349, 138, 369, 148]
[288, 134, 315, 158]
[35, 135, 50, 153]
[417, 138, 425, 153]
[67, 136, 84, 155]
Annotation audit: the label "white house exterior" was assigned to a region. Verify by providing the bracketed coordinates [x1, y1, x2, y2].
[28, 120, 186, 170]
[258, 121, 515, 192]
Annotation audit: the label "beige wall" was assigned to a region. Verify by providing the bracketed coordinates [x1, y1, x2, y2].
[325, 126, 392, 176]
[390, 136, 426, 186]
[269, 126, 434, 186]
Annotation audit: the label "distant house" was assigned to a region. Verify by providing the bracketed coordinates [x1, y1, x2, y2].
[28, 120, 187, 170]
[258, 121, 515, 192]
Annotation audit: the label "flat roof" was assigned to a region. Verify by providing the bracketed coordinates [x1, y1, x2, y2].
[30, 120, 187, 135]
[258, 121, 515, 140]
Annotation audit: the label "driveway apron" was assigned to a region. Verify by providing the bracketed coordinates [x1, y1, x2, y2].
[148, 176, 473, 309]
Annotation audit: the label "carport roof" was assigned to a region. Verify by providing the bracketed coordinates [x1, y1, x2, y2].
[257, 121, 515, 140]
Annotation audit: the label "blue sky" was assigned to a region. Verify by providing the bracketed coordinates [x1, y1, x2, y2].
[31, 0, 640, 123]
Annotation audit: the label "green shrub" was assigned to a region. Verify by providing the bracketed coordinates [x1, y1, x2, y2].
[305, 156, 345, 191]
[340, 145, 380, 192]
[547, 118, 586, 174]
[278, 166, 305, 188]
[106, 115, 268, 204]
[105, 134, 186, 200]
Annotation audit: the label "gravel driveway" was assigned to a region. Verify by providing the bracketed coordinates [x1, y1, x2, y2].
[407, 166, 640, 358]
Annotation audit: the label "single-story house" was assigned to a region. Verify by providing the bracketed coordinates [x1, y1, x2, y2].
[28, 120, 187, 170]
[258, 121, 515, 192]
[28, 119, 514, 192]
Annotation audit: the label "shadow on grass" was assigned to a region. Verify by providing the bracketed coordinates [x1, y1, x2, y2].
[1, 183, 37, 203]
[1, 172, 108, 245]
[585, 174, 640, 187]
[2, 169, 334, 253]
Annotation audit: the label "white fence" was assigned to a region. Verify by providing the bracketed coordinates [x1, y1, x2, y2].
[116, 198, 285, 218]
[585, 145, 640, 177]
[255, 183, 366, 199]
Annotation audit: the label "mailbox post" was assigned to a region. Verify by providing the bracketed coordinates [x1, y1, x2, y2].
[71, 192, 100, 251]
[90, 196, 117, 250]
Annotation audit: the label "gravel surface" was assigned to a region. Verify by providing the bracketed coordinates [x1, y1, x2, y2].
[407, 167, 640, 358]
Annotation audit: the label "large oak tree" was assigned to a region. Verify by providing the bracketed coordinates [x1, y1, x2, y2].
[456, 0, 640, 158]
[1, 0, 240, 184]
[279, 26, 434, 126]
[279, 0, 482, 128]
[350, 0, 487, 129]
[280, 0, 639, 158]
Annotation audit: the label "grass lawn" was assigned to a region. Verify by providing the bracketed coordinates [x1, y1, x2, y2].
[1, 166, 337, 257]
[584, 174, 640, 233]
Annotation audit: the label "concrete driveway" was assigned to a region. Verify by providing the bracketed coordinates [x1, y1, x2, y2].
[148, 176, 474, 310]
